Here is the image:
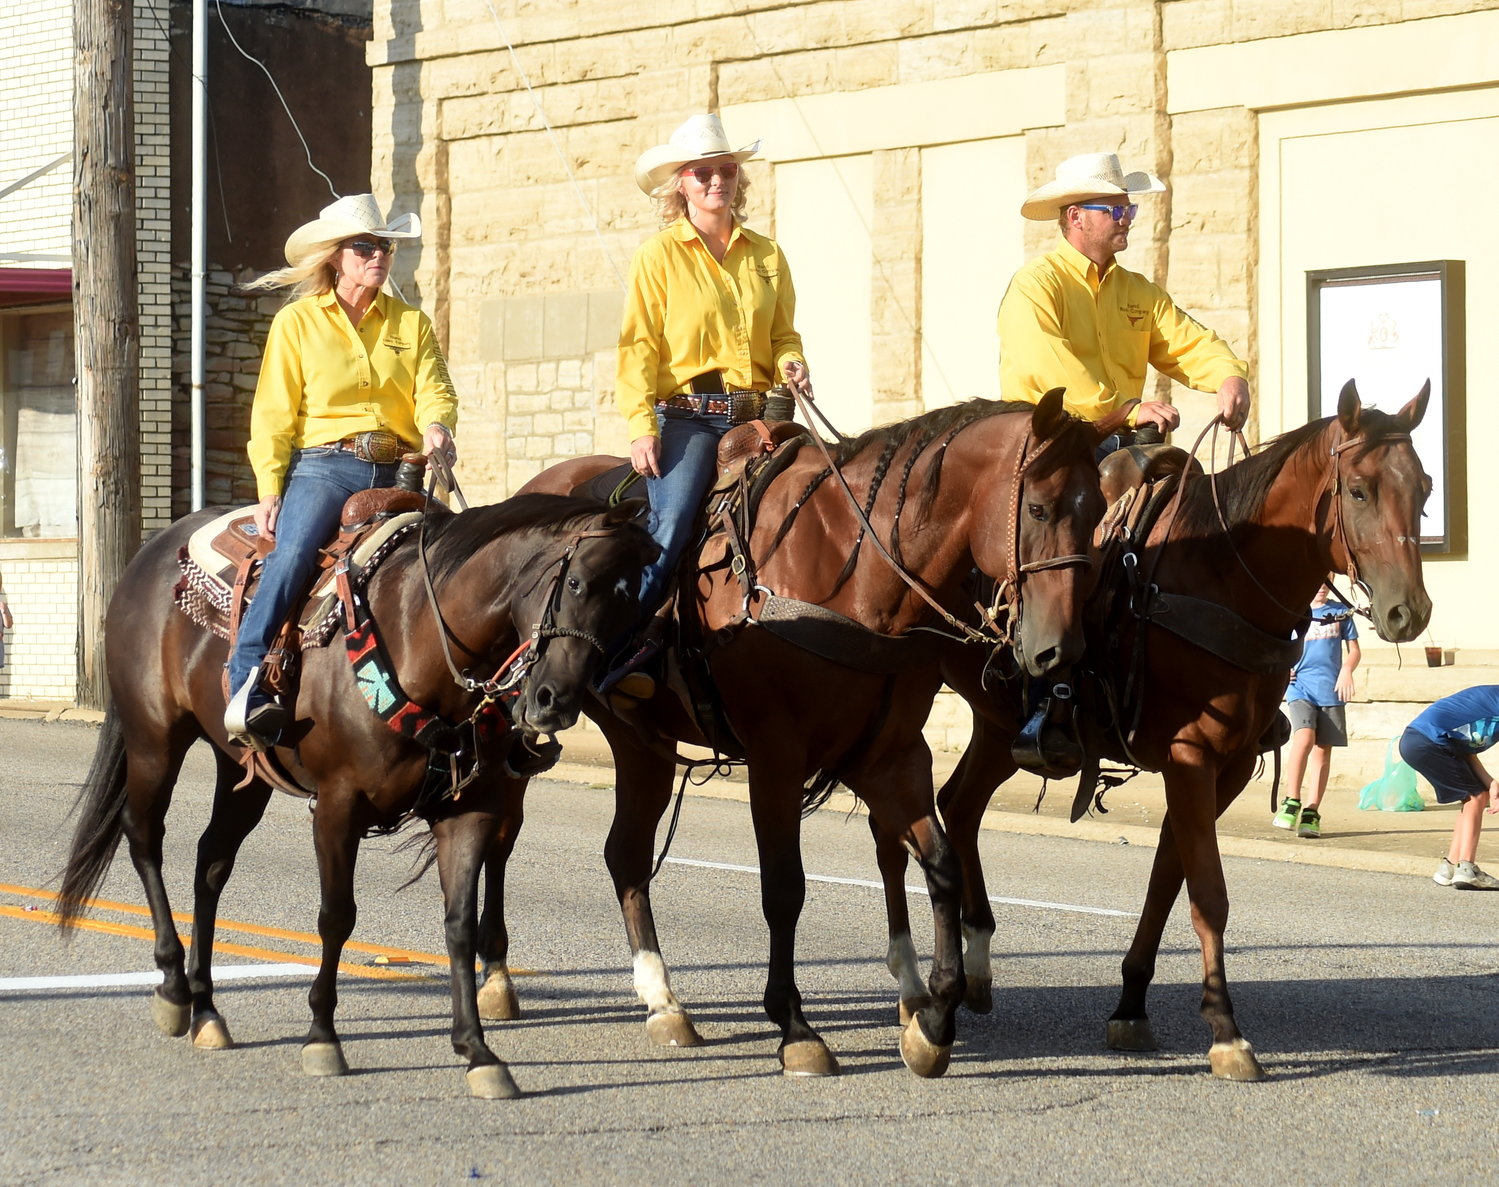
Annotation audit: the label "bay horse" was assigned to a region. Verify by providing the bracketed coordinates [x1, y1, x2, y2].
[56, 493, 655, 1099]
[871, 380, 1432, 1080]
[499, 390, 1128, 1077]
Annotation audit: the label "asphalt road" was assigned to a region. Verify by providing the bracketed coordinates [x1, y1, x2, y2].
[2, 717, 1497, 1185]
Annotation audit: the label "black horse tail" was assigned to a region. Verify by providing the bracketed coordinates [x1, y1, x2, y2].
[57, 709, 129, 933]
[802, 770, 844, 817]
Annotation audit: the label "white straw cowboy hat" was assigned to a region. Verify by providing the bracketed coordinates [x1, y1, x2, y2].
[1020, 152, 1166, 221]
[633, 114, 761, 195]
[282, 193, 422, 265]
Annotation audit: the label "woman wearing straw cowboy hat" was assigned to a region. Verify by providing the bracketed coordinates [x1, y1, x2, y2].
[602, 113, 812, 697]
[997, 151, 1250, 455]
[224, 193, 459, 749]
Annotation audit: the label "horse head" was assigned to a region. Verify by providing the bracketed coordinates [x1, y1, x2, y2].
[1005, 389, 1128, 677]
[1331, 378, 1433, 642]
[506, 500, 657, 736]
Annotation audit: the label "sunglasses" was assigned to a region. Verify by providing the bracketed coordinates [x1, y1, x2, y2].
[347, 238, 396, 258]
[682, 162, 739, 185]
[1077, 203, 1138, 222]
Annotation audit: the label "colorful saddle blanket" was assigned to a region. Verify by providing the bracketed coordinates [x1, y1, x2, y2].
[173, 505, 424, 649]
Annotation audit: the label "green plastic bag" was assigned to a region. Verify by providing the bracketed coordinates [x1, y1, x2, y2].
[1358, 737, 1424, 812]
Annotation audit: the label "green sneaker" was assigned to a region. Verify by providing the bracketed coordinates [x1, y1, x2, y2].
[1272, 798, 1302, 830]
[1297, 808, 1322, 838]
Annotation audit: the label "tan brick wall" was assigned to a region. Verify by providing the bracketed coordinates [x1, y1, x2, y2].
[367, 1, 1498, 666]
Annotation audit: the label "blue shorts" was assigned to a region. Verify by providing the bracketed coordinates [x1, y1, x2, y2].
[1398, 728, 1488, 805]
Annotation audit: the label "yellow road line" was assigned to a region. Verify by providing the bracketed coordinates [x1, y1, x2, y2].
[1, 881, 537, 978]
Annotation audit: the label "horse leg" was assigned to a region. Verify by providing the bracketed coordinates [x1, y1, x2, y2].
[301, 792, 364, 1077]
[434, 809, 521, 1100]
[181, 747, 274, 1050]
[935, 719, 1018, 1016]
[475, 774, 527, 1023]
[1108, 755, 1265, 1081]
[601, 730, 701, 1047]
[869, 814, 927, 1026]
[1106, 816, 1184, 1054]
[118, 734, 194, 1039]
[748, 762, 838, 1077]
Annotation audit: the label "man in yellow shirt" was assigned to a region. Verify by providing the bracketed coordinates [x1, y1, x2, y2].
[998, 152, 1249, 451]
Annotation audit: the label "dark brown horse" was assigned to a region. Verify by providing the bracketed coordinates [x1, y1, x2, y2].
[497, 391, 1127, 1077]
[872, 380, 1433, 1079]
[56, 494, 655, 1099]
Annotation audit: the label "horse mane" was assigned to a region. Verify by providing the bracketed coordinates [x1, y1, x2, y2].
[1174, 407, 1407, 537]
[420, 493, 625, 587]
[766, 399, 1091, 586]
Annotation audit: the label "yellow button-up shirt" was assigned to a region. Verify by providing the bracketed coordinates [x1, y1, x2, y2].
[248, 289, 458, 498]
[616, 218, 806, 441]
[997, 238, 1247, 424]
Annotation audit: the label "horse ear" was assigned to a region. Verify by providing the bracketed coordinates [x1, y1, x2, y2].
[1031, 387, 1068, 439]
[1394, 379, 1431, 432]
[1336, 379, 1362, 434]
[604, 498, 647, 525]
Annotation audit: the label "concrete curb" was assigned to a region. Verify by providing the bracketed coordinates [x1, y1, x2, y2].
[2, 708, 1440, 881]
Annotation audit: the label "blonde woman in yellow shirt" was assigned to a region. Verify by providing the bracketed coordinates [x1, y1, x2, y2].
[225, 194, 459, 749]
[603, 115, 811, 694]
[998, 153, 1250, 458]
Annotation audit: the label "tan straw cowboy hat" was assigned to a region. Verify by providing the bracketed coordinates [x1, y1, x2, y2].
[1020, 152, 1166, 221]
[633, 114, 761, 195]
[282, 193, 422, 265]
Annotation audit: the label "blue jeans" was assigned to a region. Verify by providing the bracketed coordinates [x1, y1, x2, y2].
[227, 447, 398, 695]
[638, 408, 732, 615]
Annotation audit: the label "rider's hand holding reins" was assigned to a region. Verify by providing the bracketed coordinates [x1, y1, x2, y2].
[783, 359, 813, 400]
[1217, 376, 1250, 432]
[254, 493, 282, 543]
[424, 422, 458, 467]
[631, 434, 662, 479]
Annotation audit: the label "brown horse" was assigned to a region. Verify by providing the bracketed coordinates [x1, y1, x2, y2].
[496, 391, 1127, 1077]
[56, 494, 655, 1099]
[871, 380, 1432, 1080]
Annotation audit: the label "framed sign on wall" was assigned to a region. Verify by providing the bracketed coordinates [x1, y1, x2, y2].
[1307, 260, 1465, 555]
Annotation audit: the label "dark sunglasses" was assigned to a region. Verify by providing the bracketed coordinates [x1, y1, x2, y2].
[1077, 203, 1138, 223]
[682, 162, 739, 185]
[347, 238, 396, 258]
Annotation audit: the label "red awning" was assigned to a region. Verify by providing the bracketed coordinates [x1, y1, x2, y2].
[0, 268, 72, 296]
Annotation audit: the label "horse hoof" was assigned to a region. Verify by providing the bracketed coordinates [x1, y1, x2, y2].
[899, 1015, 953, 1079]
[1106, 1017, 1159, 1052]
[780, 1039, 840, 1077]
[466, 1063, 521, 1100]
[645, 1009, 702, 1047]
[152, 990, 190, 1038]
[898, 994, 932, 1027]
[477, 977, 521, 1022]
[301, 1041, 350, 1077]
[190, 1012, 234, 1050]
[963, 978, 994, 1015]
[1209, 1038, 1266, 1082]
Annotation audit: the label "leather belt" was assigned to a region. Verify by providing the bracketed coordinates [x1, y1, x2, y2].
[656, 390, 767, 424]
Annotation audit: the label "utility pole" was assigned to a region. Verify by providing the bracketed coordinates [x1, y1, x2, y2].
[73, 0, 140, 710]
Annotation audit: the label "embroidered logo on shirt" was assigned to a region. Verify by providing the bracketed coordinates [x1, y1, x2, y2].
[754, 265, 778, 280]
[1122, 302, 1147, 328]
[384, 335, 411, 355]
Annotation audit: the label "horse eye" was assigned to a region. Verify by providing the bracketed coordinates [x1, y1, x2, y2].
[1350, 486, 1367, 503]
[1027, 504, 1047, 522]
[566, 575, 582, 594]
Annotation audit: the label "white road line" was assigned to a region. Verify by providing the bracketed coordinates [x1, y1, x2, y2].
[0, 963, 313, 993]
[661, 856, 1134, 917]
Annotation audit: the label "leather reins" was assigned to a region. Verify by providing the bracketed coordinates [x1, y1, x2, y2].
[788, 387, 1091, 647]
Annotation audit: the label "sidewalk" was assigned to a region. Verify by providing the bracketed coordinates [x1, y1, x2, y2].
[0, 694, 1465, 882]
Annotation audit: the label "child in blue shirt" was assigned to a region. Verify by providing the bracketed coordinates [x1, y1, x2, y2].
[1275, 585, 1360, 838]
[1400, 684, 1499, 889]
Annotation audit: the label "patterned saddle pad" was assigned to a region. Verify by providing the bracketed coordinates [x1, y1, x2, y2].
[173, 507, 423, 649]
